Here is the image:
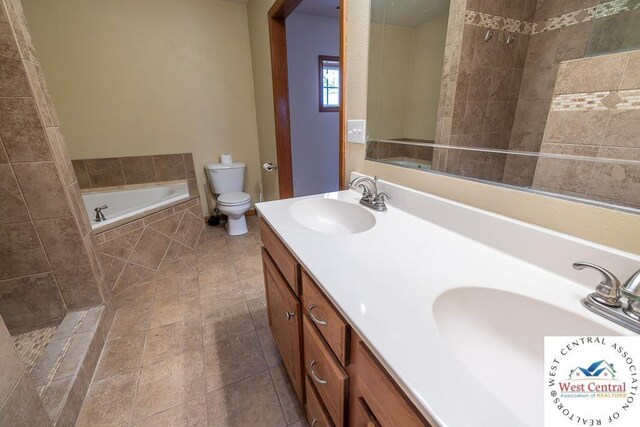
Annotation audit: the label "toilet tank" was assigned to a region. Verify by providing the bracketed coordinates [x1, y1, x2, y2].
[204, 162, 246, 194]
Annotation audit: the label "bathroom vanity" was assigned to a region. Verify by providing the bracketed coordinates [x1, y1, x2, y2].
[256, 175, 640, 427]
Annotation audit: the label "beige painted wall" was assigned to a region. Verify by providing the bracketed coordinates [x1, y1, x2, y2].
[21, 0, 263, 214]
[404, 14, 447, 140]
[346, 0, 640, 254]
[247, 0, 279, 201]
[367, 15, 447, 141]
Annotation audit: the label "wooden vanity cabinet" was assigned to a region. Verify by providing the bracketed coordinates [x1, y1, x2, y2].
[347, 334, 429, 427]
[262, 248, 304, 402]
[260, 220, 429, 427]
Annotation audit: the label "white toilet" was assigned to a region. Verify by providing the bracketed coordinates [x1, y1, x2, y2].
[204, 162, 252, 236]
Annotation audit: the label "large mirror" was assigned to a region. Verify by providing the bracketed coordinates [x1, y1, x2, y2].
[366, 0, 640, 212]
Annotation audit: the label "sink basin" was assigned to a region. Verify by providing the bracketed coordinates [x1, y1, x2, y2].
[433, 287, 620, 426]
[289, 198, 375, 235]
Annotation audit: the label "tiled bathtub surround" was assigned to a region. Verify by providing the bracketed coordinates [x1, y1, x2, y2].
[95, 197, 205, 307]
[72, 153, 197, 190]
[532, 50, 640, 209]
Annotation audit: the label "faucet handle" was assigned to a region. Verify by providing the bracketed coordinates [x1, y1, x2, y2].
[573, 262, 622, 307]
[622, 270, 640, 320]
[375, 192, 390, 203]
[358, 183, 372, 200]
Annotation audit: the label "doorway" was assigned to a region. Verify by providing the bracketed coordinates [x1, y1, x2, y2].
[268, 0, 346, 198]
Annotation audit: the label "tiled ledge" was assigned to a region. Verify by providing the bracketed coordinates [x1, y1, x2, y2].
[13, 304, 114, 425]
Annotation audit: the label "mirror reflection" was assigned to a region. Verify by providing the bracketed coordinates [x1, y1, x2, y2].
[367, 0, 640, 212]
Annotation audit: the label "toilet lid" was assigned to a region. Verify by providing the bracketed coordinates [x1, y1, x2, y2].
[218, 192, 251, 206]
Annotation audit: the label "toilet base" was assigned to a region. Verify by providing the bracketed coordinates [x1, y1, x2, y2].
[226, 215, 248, 236]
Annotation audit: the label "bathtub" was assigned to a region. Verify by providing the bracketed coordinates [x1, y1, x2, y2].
[83, 183, 190, 229]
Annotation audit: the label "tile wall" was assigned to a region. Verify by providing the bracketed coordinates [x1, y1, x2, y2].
[95, 198, 205, 309]
[72, 153, 197, 190]
[502, 0, 601, 186]
[0, 0, 105, 334]
[1, 0, 113, 423]
[433, 0, 536, 181]
[532, 50, 640, 209]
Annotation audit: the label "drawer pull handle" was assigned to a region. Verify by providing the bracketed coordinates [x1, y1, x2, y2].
[311, 420, 318, 427]
[310, 360, 327, 385]
[285, 311, 295, 320]
[308, 304, 327, 326]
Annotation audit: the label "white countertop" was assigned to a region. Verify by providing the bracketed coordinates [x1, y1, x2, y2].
[255, 178, 639, 427]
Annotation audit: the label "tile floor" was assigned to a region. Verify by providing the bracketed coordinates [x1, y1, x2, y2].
[77, 217, 309, 426]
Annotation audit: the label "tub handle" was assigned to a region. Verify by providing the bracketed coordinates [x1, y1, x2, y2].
[95, 205, 108, 222]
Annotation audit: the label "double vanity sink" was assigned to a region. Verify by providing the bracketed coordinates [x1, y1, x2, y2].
[256, 175, 639, 426]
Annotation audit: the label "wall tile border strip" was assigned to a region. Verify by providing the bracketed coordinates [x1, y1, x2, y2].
[551, 89, 640, 111]
[465, 0, 640, 35]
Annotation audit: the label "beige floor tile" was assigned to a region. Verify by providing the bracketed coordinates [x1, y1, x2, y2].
[198, 263, 238, 288]
[133, 350, 205, 421]
[201, 302, 255, 347]
[143, 317, 202, 366]
[155, 270, 199, 302]
[149, 291, 200, 329]
[270, 364, 305, 423]
[196, 247, 231, 271]
[247, 296, 268, 330]
[108, 305, 151, 341]
[133, 396, 207, 427]
[199, 280, 245, 312]
[233, 255, 263, 280]
[224, 233, 257, 250]
[203, 331, 267, 392]
[240, 274, 265, 301]
[288, 418, 310, 427]
[76, 371, 138, 427]
[257, 327, 282, 369]
[206, 370, 286, 427]
[111, 280, 156, 310]
[228, 242, 261, 258]
[94, 331, 146, 381]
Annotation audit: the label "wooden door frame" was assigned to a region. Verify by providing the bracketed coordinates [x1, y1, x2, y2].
[268, 0, 347, 199]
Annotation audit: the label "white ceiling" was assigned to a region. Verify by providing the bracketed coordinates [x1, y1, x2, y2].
[371, 0, 450, 27]
[294, 0, 340, 19]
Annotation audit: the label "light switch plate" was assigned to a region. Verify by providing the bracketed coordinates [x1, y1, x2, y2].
[347, 120, 366, 144]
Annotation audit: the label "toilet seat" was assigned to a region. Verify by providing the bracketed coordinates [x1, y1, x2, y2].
[217, 192, 251, 206]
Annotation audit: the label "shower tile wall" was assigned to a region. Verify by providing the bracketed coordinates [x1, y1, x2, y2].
[72, 153, 197, 190]
[532, 50, 640, 209]
[0, 0, 104, 330]
[438, 0, 536, 181]
[502, 0, 601, 186]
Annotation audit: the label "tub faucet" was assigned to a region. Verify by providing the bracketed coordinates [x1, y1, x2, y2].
[347, 176, 390, 211]
[573, 261, 640, 333]
[94, 205, 108, 222]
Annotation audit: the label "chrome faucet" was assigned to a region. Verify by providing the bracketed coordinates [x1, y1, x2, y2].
[347, 176, 390, 211]
[573, 262, 640, 333]
[94, 205, 108, 222]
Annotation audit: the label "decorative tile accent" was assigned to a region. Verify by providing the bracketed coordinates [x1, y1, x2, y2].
[551, 89, 640, 111]
[465, 0, 640, 35]
[13, 325, 57, 371]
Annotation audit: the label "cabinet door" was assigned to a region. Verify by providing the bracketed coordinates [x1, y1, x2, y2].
[263, 248, 304, 402]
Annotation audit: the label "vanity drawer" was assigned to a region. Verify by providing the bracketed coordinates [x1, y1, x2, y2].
[352, 338, 427, 426]
[306, 376, 334, 427]
[262, 248, 304, 403]
[303, 315, 348, 426]
[261, 220, 300, 295]
[302, 270, 350, 366]
[353, 397, 381, 427]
